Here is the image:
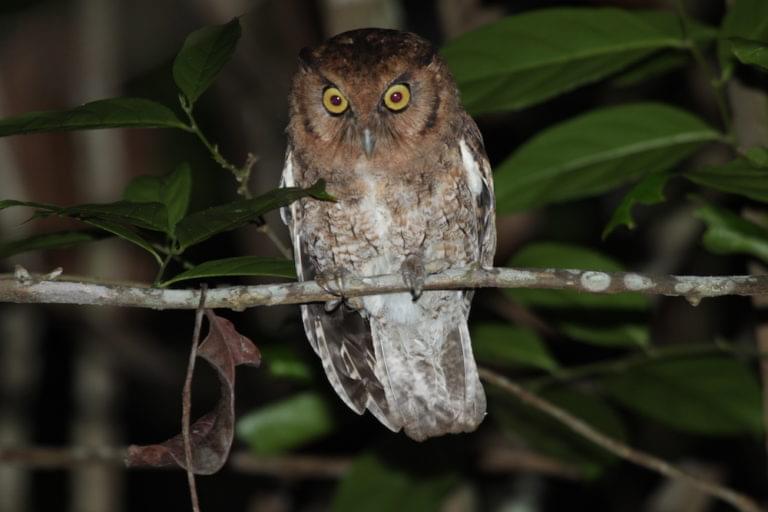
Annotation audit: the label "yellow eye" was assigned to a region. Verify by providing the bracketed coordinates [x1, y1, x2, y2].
[322, 87, 348, 114]
[383, 83, 410, 111]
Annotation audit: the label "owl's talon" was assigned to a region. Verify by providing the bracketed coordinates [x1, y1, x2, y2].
[317, 270, 363, 311]
[316, 271, 346, 297]
[401, 254, 426, 300]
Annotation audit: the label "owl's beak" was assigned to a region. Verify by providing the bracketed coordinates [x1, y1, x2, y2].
[362, 128, 376, 158]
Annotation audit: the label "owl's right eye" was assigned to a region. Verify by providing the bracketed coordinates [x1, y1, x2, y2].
[322, 87, 349, 115]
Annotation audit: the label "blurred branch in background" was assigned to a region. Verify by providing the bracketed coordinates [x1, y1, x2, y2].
[480, 368, 765, 512]
[0, 445, 581, 480]
[0, 44, 43, 512]
[71, 0, 127, 509]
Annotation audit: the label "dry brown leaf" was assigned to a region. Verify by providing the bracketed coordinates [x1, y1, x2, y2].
[125, 310, 260, 474]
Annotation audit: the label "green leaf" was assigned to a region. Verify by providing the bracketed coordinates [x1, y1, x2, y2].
[745, 147, 768, 167]
[611, 51, 689, 88]
[0, 98, 186, 137]
[603, 172, 671, 239]
[124, 163, 192, 231]
[59, 202, 170, 233]
[472, 323, 558, 371]
[175, 180, 332, 250]
[730, 37, 768, 71]
[719, 0, 768, 76]
[332, 452, 457, 512]
[687, 156, 768, 203]
[81, 218, 164, 265]
[441, 8, 713, 114]
[694, 202, 768, 264]
[507, 243, 648, 347]
[0, 199, 165, 264]
[0, 230, 106, 259]
[558, 323, 649, 348]
[260, 345, 313, 382]
[492, 388, 625, 478]
[0, 199, 169, 235]
[494, 103, 719, 213]
[173, 18, 242, 104]
[0, 199, 60, 211]
[160, 256, 295, 287]
[605, 356, 763, 435]
[633, 10, 716, 43]
[236, 392, 335, 455]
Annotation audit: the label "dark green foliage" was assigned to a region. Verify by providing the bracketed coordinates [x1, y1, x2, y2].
[173, 18, 242, 104]
[160, 256, 295, 287]
[331, 452, 458, 512]
[236, 392, 336, 455]
[0, 98, 186, 137]
[441, 8, 715, 114]
[603, 172, 671, 238]
[605, 356, 763, 435]
[492, 103, 719, 213]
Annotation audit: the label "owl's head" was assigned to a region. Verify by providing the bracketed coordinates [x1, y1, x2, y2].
[288, 28, 461, 165]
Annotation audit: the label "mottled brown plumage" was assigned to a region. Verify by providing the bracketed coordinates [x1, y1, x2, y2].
[281, 28, 496, 441]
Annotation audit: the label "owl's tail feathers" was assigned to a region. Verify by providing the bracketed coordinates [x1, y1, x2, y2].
[370, 312, 487, 442]
[302, 303, 401, 433]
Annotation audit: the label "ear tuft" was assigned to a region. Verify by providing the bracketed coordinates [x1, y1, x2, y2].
[298, 47, 315, 71]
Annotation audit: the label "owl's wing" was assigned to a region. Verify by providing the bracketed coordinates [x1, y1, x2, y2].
[280, 150, 398, 431]
[458, 113, 496, 312]
[459, 112, 496, 268]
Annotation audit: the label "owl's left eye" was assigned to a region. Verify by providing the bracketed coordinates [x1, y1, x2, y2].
[322, 87, 349, 115]
[383, 83, 410, 111]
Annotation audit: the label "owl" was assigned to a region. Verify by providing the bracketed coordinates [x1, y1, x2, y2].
[280, 28, 496, 441]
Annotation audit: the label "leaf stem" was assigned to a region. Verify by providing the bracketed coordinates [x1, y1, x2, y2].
[179, 96, 290, 259]
[179, 95, 254, 198]
[674, 0, 736, 145]
[154, 253, 173, 285]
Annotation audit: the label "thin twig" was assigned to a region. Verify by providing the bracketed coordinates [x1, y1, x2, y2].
[674, 0, 735, 142]
[479, 367, 766, 512]
[256, 221, 292, 259]
[0, 267, 766, 310]
[178, 96, 290, 259]
[527, 341, 768, 391]
[183, 285, 207, 512]
[179, 96, 244, 186]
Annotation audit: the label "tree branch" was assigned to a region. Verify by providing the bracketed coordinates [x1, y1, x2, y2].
[0, 267, 766, 310]
[479, 368, 766, 512]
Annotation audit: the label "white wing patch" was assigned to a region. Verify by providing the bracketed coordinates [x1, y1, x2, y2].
[459, 138, 484, 198]
[280, 152, 295, 228]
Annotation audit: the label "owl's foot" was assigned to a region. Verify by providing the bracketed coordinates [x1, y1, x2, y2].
[400, 254, 426, 300]
[401, 257, 454, 301]
[316, 270, 364, 312]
